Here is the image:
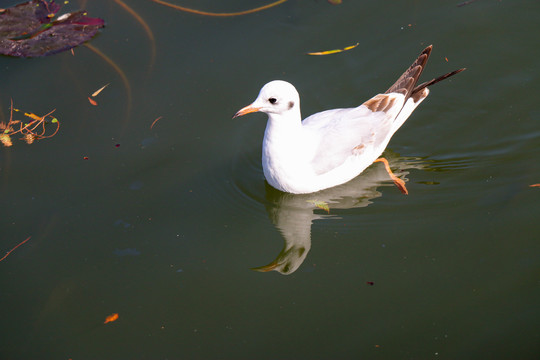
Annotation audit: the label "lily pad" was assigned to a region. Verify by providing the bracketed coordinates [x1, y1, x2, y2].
[0, 0, 105, 57]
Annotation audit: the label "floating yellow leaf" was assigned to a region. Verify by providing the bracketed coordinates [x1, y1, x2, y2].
[307, 200, 330, 213]
[92, 83, 109, 97]
[307, 42, 359, 56]
[104, 313, 119, 324]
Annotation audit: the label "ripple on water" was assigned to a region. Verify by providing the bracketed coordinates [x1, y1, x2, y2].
[203, 143, 269, 221]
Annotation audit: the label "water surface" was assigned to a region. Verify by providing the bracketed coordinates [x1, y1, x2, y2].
[1, 0, 539, 359]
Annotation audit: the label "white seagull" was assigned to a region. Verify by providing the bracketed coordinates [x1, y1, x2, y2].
[233, 45, 464, 194]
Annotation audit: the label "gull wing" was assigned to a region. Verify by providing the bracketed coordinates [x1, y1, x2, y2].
[303, 103, 396, 175]
[303, 45, 465, 177]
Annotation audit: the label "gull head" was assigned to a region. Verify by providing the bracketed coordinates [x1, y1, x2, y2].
[233, 80, 300, 119]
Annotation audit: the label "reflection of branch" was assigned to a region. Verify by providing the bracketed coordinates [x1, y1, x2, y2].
[0, 236, 31, 262]
[113, 0, 156, 70]
[84, 43, 132, 122]
[151, 0, 288, 16]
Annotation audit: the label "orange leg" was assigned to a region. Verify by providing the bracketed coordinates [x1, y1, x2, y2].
[374, 158, 408, 195]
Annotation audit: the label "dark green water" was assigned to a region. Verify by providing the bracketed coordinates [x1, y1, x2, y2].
[1, 0, 539, 359]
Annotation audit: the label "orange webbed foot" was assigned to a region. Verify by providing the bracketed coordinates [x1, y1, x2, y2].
[374, 158, 408, 195]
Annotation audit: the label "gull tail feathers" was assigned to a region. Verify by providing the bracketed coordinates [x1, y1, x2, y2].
[386, 45, 465, 103]
[411, 68, 466, 100]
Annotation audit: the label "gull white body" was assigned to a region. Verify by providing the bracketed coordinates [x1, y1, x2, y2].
[234, 46, 463, 194]
[259, 88, 425, 193]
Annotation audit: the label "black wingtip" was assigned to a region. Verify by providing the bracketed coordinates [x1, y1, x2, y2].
[412, 67, 466, 95]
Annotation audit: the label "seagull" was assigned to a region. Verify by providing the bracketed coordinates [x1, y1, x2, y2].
[233, 45, 464, 194]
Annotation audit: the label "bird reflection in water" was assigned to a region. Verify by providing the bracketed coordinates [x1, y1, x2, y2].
[252, 154, 426, 275]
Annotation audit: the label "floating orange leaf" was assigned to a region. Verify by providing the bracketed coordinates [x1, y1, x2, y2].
[529, 184, 540, 188]
[104, 313, 119, 324]
[24, 112, 43, 121]
[150, 116, 162, 130]
[92, 83, 109, 97]
[88, 97, 98, 106]
[307, 42, 359, 56]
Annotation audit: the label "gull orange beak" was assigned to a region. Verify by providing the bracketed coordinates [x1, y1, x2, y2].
[232, 104, 261, 119]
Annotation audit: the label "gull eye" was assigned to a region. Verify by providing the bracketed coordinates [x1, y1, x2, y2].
[268, 97, 277, 104]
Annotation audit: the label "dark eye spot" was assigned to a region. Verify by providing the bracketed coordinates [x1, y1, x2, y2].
[288, 101, 294, 109]
[269, 97, 277, 104]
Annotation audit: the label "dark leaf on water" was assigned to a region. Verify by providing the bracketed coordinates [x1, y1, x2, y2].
[0, 0, 104, 57]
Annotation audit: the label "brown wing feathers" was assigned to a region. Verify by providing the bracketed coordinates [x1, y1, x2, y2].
[385, 45, 433, 99]
[364, 46, 431, 112]
[386, 45, 465, 103]
[364, 45, 464, 112]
